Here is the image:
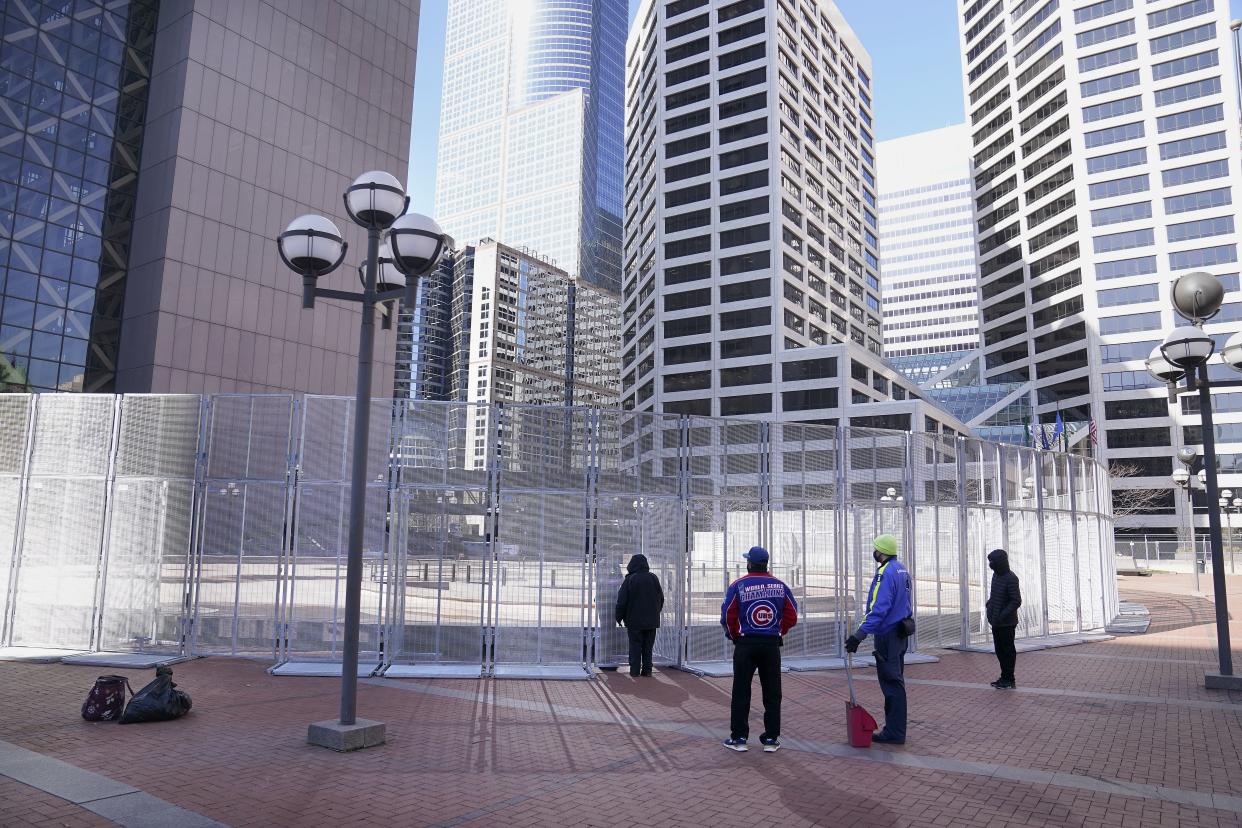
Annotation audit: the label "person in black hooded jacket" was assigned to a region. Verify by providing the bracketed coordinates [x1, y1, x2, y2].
[985, 548, 1022, 689]
[615, 553, 664, 676]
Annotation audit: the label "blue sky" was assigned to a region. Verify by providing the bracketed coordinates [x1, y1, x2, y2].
[405, 0, 1242, 216]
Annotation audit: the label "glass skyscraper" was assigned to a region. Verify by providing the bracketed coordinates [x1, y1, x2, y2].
[434, 0, 625, 292]
[0, 0, 159, 392]
[2, 0, 421, 396]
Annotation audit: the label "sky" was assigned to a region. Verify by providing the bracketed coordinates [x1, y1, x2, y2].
[405, 0, 1242, 216]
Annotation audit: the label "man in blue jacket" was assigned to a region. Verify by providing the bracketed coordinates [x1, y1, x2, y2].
[720, 546, 798, 753]
[845, 533, 913, 744]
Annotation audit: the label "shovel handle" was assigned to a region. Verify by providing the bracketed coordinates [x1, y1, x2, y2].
[845, 651, 857, 706]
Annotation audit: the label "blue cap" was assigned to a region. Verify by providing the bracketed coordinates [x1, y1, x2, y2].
[744, 546, 769, 564]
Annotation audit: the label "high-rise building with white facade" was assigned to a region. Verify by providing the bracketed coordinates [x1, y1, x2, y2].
[433, 0, 627, 291]
[878, 125, 983, 364]
[878, 125, 1032, 443]
[622, 0, 904, 425]
[959, 0, 1242, 534]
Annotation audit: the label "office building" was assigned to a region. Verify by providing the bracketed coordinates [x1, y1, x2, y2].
[433, 0, 626, 291]
[396, 240, 619, 409]
[878, 124, 1031, 442]
[878, 124, 983, 364]
[458, 239, 620, 462]
[0, 0, 420, 395]
[959, 0, 1242, 533]
[623, 0, 902, 427]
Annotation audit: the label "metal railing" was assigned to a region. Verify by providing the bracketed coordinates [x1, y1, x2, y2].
[0, 394, 1119, 675]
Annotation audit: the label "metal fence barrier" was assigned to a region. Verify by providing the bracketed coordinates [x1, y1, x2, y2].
[0, 394, 1118, 676]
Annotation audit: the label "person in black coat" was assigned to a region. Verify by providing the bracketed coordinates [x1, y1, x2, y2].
[985, 548, 1022, 689]
[615, 553, 664, 677]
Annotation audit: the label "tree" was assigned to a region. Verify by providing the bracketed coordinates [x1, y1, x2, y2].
[1108, 461, 1171, 517]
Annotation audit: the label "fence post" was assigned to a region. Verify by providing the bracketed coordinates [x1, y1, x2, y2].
[835, 425, 849, 656]
[678, 414, 690, 668]
[1, 395, 39, 649]
[1035, 450, 1050, 638]
[89, 395, 125, 653]
[1066, 454, 1084, 633]
[903, 431, 917, 653]
[956, 437, 970, 649]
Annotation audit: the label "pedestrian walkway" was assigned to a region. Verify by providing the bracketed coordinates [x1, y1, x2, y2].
[0, 574, 1238, 827]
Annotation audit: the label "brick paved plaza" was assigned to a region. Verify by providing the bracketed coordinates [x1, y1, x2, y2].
[0, 573, 1239, 828]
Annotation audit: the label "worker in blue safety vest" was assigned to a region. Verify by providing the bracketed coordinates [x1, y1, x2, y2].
[845, 533, 914, 745]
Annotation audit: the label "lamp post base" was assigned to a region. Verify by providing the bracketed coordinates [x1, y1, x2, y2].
[307, 718, 386, 751]
[1204, 673, 1242, 691]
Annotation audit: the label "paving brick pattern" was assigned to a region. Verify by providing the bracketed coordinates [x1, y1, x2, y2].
[0, 573, 1239, 827]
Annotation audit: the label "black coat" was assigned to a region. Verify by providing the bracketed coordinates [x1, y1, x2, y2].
[615, 554, 664, 630]
[985, 549, 1022, 628]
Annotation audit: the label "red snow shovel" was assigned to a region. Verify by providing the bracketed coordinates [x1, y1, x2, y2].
[845, 652, 877, 748]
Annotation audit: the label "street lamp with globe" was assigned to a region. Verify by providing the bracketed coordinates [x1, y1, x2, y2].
[277, 172, 451, 750]
[1146, 271, 1242, 689]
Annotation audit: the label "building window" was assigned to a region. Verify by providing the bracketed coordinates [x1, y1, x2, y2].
[720, 393, 772, 415]
[1150, 21, 1216, 54]
[1169, 244, 1237, 269]
[1080, 68, 1140, 98]
[1099, 311, 1162, 335]
[1093, 227, 1154, 254]
[1152, 49, 1218, 81]
[1096, 254, 1157, 279]
[1156, 103, 1223, 134]
[720, 364, 771, 386]
[1077, 19, 1135, 50]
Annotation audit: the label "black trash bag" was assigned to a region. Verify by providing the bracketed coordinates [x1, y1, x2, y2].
[118, 666, 192, 724]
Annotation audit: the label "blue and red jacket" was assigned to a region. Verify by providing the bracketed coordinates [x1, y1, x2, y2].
[720, 573, 798, 644]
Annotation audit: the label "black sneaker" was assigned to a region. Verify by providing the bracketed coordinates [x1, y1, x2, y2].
[872, 732, 905, 745]
[723, 737, 748, 752]
[760, 737, 780, 753]
[990, 679, 1016, 689]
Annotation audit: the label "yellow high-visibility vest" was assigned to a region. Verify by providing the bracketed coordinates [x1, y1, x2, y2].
[867, 560, 890, 614]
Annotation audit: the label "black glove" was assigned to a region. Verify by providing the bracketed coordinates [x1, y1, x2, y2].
[844, 634, 861, 654]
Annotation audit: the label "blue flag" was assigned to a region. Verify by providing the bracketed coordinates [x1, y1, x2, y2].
[1052, 411, 1065, 450]
[1040, 423, 1050, 451]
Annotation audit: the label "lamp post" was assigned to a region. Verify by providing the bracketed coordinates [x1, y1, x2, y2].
[1145, 271, 1242, 690]
[278, 171, 450, 749]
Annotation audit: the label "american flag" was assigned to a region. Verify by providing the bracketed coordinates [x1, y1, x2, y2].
[1089, 419, 1098, 445]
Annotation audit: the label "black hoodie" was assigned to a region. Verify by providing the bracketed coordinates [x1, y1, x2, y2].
[615, 554, 665, 629]
[985, 549, 1022, 628]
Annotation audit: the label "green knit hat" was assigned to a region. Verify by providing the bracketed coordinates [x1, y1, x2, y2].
[873, 534, 898, 557]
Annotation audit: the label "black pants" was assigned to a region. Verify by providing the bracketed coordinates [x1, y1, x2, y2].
[992, 625, 1016, 682]
[874, 631, 907, 741]
[627, 627, 656, 675]
[730, 639, 782, 740]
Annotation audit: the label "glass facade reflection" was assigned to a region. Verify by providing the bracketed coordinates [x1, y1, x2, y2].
[435, 0, 624, 292]
[0, 0, 158, 392]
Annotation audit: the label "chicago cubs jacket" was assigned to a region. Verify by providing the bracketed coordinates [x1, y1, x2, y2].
[720, 573, 798, 643]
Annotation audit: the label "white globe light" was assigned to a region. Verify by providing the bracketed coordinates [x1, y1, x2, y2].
[1172, 467, 1190, 487]
[344, 170, 405, 228]
[1222, 330, 1242, 373]
[277, 214, 344, 276]
[1160, 325, 1215, 369]
[375, 239, 405, 291]
[1145, 345, 1185, 383]
[1177, 446, 1199, 466]
[388, 213, 449, 278]
[1198, 469, 1208, 487]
